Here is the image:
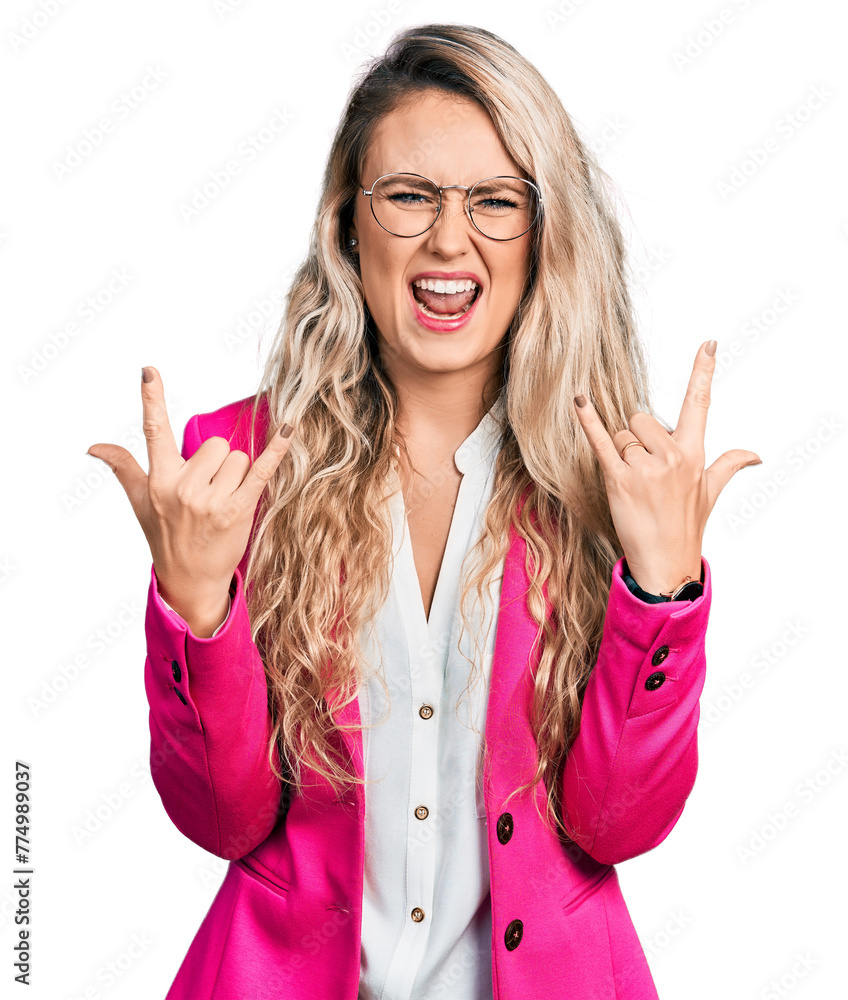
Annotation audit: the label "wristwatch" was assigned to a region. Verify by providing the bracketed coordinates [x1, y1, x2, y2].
[622, 559, 704, 603]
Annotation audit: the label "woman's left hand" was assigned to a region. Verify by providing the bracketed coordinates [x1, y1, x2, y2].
[573, 340, 761, 596]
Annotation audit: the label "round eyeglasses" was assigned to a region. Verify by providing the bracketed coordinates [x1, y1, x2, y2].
[361, 172, 543, 241]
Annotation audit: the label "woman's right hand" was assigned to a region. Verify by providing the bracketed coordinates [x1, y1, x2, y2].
[86, 366, 296, 635]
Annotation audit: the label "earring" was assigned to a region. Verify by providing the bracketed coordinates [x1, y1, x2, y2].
[347, 237, 358, 248]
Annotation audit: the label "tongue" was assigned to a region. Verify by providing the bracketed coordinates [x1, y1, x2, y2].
[413, 284, 477, 314]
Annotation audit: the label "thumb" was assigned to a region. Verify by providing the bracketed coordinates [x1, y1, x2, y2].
[704, 449, 762, 510]
[87, 443, 148, 516]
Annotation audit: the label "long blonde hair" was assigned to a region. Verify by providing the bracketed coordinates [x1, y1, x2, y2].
[235, 23, 661, 838]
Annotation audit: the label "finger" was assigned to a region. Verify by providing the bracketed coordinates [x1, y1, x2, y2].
[623, 411, 674, 455]
[703, 448, 763, 511]
[210, 447, 252, 494]
[186, 436, 238, 484]
[87, 443, 148, 517]
[573, 395, 623, 478]
[235, 422, 297, 509]
[613, 430, 651, 464]
[141, 366, 182, 479]
[674, 341, 716, 448]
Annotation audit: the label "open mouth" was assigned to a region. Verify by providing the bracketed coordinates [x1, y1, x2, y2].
[410, 278, 481, 320]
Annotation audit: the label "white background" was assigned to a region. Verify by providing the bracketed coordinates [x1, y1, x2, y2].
[3, 1, 846, 997]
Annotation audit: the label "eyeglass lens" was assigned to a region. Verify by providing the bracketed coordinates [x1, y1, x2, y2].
[369, 174, 539, 240]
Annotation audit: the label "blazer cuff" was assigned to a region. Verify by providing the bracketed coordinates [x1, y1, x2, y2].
[158, 590, 233, 637]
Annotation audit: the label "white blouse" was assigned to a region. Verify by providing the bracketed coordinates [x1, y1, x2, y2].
[162, 395, 507, 999]
[357, 394, 506, 1000]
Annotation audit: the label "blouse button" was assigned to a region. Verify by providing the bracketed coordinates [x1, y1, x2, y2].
[419, 704, 434, 719]
[411, 907, 425, 922]
[414, 805, 429, 820]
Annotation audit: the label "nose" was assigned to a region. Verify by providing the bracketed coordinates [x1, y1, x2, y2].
[424, 188, 474, 253]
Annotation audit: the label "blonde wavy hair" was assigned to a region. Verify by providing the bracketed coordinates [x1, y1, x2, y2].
[234, 23, 664, 839]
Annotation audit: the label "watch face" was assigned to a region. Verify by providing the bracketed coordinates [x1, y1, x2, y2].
[676, 581, 704, 601]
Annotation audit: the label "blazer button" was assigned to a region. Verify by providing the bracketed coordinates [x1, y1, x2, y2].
[504, 918, 523, 950]
[645, 671, 666, 691]
[651, 645, 670, 666]
[419, 705, 434, 720]
[411, 907, 425, 922]
[171, 660, 182, 682]
[496, 812, 514, 844]
[414, 805, 429, 820]
[173, 687, 188, 705]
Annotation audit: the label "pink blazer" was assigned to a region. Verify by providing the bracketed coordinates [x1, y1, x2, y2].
[144, 395, 712, 999]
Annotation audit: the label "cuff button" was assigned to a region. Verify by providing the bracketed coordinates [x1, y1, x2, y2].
[504, 918, 524, 950]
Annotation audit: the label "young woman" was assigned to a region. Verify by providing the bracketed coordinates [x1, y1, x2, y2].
[89, 23, 760, 1000]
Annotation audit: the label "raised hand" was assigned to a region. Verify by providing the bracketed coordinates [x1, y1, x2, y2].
[86, 367, 296, 635]
[573, 340, 761, 596]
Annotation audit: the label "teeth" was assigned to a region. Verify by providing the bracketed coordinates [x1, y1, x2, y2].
[412, 277, 479, 294]
[417, 298, 475, 320]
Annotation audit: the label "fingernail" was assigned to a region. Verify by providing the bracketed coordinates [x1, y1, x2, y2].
[280, 423, 294, 439]
[142, 367, 153, 383]
[746, 459, 763, 467]
[574, 394, 587, 407]
[705, 340, 717, 357]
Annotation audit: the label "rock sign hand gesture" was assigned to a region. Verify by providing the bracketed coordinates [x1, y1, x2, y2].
[573, 340, 762, 597]
[86, 367, 296, 637]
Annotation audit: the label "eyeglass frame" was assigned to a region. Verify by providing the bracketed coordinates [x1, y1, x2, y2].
[360, 172, 544, 241]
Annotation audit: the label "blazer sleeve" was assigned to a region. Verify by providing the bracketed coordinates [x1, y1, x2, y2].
[143, 412, 285, 861]
[560, 555, 712, 865]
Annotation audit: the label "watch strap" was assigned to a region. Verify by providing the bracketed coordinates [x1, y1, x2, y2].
[622, 560, 705, 603]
